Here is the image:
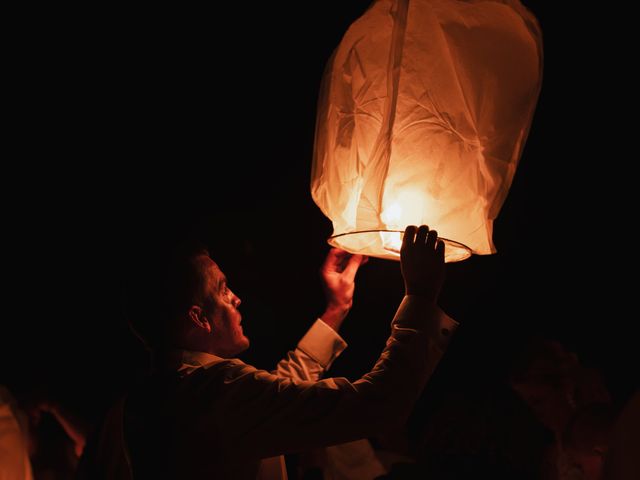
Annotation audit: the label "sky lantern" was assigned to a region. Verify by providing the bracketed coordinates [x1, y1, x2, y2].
[312, 0, 542, 262]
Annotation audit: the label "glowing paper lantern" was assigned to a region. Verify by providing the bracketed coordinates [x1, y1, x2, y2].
[312, 0, 542, 261]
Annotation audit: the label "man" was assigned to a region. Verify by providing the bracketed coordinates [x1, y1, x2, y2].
[509, 339, 613, 480]
[78, 225, 457, 479]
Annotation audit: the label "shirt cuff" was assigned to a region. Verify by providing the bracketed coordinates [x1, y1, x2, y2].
[433, 305, 458, 352]
[297, 319, 348, 370]
[393, 295, 459, 351]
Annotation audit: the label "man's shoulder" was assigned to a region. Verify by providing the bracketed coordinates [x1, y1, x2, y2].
[185, 358, 277, 388]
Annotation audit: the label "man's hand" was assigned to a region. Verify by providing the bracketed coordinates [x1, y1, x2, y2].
[401, 225, 445, 303]
[320, 248, 367, 331]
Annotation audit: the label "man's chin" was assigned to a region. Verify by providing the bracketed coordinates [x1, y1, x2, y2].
[237, 336, 250, 354]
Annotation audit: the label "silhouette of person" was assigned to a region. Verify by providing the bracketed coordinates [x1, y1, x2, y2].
[0, 385, 33, 480]
[602, 390, 640, 480]
[27, 397, 87, 480]
[78, 225, 457, 479]
[509, 338, 612, 480]
[563, 403, 617, 480]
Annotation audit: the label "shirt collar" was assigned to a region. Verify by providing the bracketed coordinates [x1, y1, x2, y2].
[173, 349, 224, 375]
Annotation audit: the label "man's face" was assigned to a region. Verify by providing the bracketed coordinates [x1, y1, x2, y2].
[511, 381, 574, 432]
[201, 256, 249, 357]
[566, 448, 605, 480]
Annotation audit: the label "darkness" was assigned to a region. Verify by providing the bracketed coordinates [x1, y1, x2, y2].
[5, 0, 637, 450]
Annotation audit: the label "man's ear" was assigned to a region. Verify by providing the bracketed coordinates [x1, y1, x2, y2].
[188, 305, 212, 333]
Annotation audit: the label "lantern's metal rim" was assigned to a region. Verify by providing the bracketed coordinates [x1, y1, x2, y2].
[328, 229, 472, 260]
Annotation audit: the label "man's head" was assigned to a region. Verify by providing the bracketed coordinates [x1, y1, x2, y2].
[563, 403, 617, 480]
[125, 241, 249, 358]
[509, 339, 580, 432]
[184, 253, 248, 357]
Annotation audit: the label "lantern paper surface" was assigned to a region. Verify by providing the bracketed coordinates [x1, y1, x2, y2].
[312, 0, 542, 261]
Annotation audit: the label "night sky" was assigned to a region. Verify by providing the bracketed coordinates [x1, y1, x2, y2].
[6, 1, 636, 425]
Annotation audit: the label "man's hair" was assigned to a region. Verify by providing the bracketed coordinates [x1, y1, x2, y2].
[509, 337, 580, 388]
[122, 239, 210, 351]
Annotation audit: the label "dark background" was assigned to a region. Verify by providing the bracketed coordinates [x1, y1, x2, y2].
[5, 1, 636, 425]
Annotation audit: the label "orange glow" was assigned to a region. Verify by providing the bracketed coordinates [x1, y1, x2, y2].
[312, 0, 542, 262]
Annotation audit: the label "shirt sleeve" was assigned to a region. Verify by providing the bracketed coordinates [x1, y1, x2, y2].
[273, 319, 347, 382]
[188, 296, 458, 459]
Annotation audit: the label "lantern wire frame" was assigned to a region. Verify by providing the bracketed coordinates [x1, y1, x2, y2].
[328, 229, 472, 263]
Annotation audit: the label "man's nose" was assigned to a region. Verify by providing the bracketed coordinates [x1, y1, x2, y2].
[233, 294, 241, 308]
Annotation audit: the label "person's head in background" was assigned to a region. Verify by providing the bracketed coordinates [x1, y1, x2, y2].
[509, 338, 581, 433]
[563, 403, 617, 480]
[124, 239, 248, 360]
[509, 338, 612, 436]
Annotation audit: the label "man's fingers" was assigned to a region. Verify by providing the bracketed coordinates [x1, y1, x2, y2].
[426, 229, 438, 250]
[436, 239, 445, 260]
[325, 248, 342, 261]
[343, 254, 365, 281]
[402, 225, 418, 251]
[322, 248, 343, 271]
[415, 225, 429, 245]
